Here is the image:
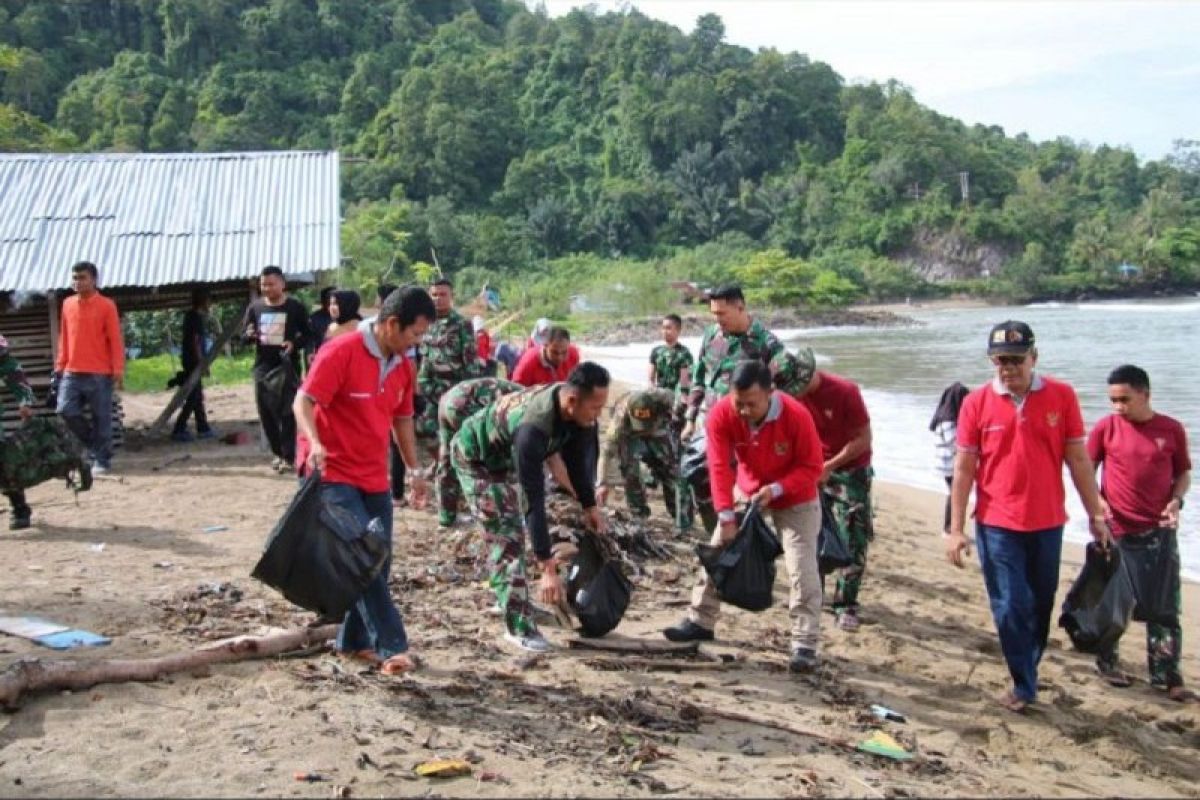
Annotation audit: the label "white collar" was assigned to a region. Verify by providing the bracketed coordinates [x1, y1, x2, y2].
[991, 372, 1044, 397]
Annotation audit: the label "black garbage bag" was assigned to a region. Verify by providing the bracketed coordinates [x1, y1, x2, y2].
[260, 358, 299, 418]
[817, 493, 853, 574]
[1058, 543, 1136, 654]
[1120, 528, 1181, 626]
[680, 432, 709, 490]
[696, 505, 783, 612]
[566, 533, 633, 637]
[251, 469, 391, 619]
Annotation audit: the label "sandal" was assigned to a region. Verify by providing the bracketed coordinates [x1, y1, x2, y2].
[1167, 686, 1196, 703]
[337, 649, 383, 666]
[997, 691, 1029, 713]
[1095, 662, 1134, 688]
[380, 653, 421, 676]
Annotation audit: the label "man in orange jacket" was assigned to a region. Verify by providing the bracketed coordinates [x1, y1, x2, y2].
[55, 261, 125, 475]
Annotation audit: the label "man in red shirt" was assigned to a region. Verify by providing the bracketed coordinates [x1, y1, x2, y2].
[1087, 364, 1191, 701]
[512, 325, 573, 387]
[664, 360, 825, 673]
[948, 321, 1110, 713]
[772, 347, 874, 631]
[55, 261, 125, 475]
[293, 285, 435, 676]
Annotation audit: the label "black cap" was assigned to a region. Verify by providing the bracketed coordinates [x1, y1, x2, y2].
[987, 320, 1035, 356]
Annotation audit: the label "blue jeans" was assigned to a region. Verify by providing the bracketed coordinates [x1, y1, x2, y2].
[321, 483, 409, 659]
[57, 373, 114, 468]
[976, 523, 1063, 702]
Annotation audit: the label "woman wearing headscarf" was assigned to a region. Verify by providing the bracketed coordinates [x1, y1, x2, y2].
[930, 381, 970, 534]
[324, 290, 363, 341]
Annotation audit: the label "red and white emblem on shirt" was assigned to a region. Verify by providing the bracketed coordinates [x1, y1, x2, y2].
[774, 442, 788, 455]
[823, 408, 833, 419]
[1046, 411, 1060, 427]
[1155, 437, 1167, 451]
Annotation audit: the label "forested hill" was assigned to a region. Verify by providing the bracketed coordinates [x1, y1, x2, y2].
[2, 0, 1199, 311]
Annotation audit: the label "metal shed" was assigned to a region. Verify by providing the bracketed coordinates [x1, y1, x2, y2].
[0, 150, 341, 433]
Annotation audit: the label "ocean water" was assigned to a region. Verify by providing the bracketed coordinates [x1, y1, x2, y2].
[584, 298, 1200, 580]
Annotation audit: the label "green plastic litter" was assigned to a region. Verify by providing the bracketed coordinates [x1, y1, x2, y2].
[856, 730, 913, 761]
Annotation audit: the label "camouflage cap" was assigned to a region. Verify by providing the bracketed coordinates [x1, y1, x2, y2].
[626, 390, 672, 433]
[769, 347, 816, 395]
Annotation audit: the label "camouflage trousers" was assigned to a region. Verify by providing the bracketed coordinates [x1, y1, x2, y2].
[449, 440, 536, 637]
[822, 466, 874, 613]
[618, 434, 690, 527]
[1098, 531, 1184, 689]
[0, 416, 88, 493]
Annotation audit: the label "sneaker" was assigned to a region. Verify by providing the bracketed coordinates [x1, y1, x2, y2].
[91, 463, 111, 477]
[789, 647, 819, 673]
[275, 460, 295, 475]
[197, 429, 218, 441]
[663, 619, 714, 642]
[504, 630, 551, 653]
[836, 610, 860, 631]
[170, 430, 195, 443]
[1095, 659, 1133, 688]
[270, 456, 284, 471]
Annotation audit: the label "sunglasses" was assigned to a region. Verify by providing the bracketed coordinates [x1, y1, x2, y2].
[991, 354, 1028, 367]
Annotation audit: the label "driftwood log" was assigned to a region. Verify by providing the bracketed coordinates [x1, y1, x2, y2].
[0, 624, 337, 709]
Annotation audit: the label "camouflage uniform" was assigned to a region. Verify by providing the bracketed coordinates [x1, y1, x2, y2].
[450, 383, 598, 638]
[416, 309, 479, 459]
[650, 343, 694, 397]
[822, 466, 875, 610]
[0, 335, 37, 526]
[684, 319, 786, 532]
[597, 389, 689, 525]
[436, 377, 522, 526]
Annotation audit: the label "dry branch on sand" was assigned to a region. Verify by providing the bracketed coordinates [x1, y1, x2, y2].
[0, 624, 337, 709]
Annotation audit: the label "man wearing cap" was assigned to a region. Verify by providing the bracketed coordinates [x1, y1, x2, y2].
[595, 388, 690, 526]
[682, 285, 786, 532]
[772, 347, 874, 632]
[948, 320, 1110, 713]
[664, 360, 825, 673]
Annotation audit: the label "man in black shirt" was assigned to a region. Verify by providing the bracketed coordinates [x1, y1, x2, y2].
[171, 287, 216, 442]
[308, 286, 335, 357]
[242, 266, 309, 473]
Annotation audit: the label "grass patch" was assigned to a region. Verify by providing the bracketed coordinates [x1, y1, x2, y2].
[125, 353, 257, 393]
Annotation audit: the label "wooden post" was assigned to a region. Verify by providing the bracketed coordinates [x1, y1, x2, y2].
[148, 302, 248, 436]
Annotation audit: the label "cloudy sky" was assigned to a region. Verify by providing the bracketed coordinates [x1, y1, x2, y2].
[537, 1, 1200, 161]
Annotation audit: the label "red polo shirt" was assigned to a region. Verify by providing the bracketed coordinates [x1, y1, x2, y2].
[706, 392, 824, 513]
[957, 374, 1086, 532]
[800, 371, 872, 469]
[512, 345, 570, 386]
[1088, 413, 1191, 536]
[296, 327, 414, 493]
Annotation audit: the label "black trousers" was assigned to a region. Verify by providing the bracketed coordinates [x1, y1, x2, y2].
[5, 490, 29, 517]
[173, 377, 211, 434]
[254, 375, 296, 463]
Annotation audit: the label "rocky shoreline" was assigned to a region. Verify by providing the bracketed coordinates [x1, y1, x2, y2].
[584, 306, 914, 346]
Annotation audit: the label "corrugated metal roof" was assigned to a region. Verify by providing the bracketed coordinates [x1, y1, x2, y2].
[0, 151, 340, 292]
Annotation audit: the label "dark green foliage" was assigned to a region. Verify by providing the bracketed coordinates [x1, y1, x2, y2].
[1, 2, 1197, 309]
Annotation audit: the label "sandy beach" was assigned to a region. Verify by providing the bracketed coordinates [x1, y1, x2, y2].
[0, 382, 1197, 798]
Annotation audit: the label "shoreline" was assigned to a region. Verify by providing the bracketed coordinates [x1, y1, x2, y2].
[1, 383, 1197, 797]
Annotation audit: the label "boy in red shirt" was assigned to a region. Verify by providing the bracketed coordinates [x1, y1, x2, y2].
[1087, 364, 1191, 701]
[772, 348, 874, 631]
[948, 321, 1110, 713]
[293, 286, 435, 676]
[55, 261, 125, 474]
[664, 360, 825, 673]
